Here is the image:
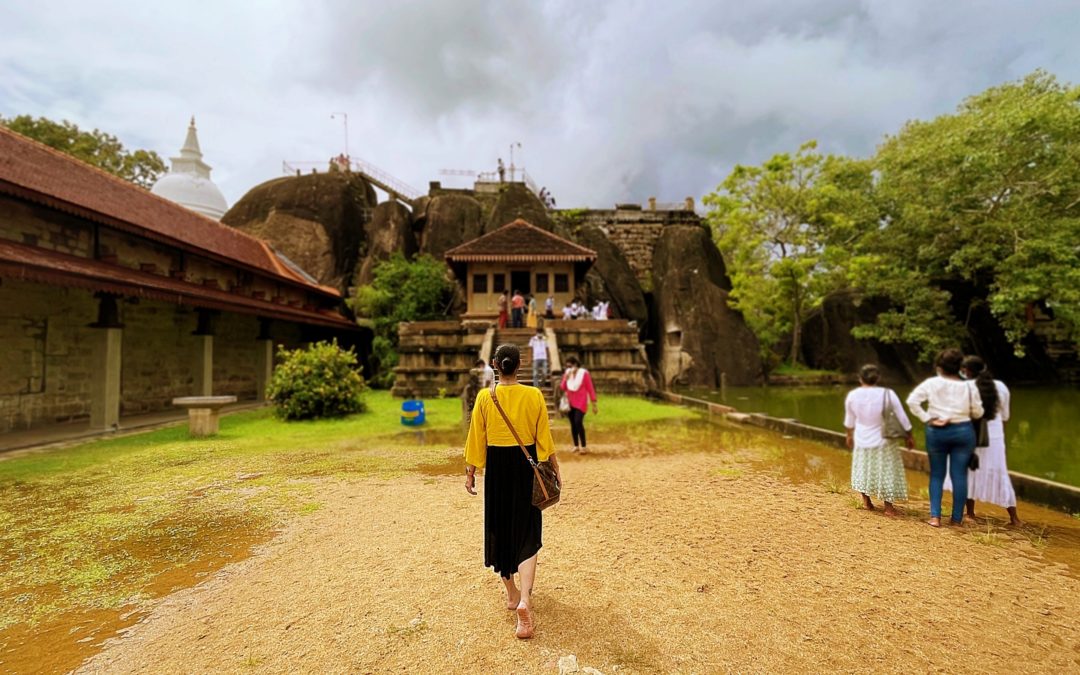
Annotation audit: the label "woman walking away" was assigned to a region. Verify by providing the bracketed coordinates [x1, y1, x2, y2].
[464, 344, 560, 639]
[945, 356, 1021, 526]
[907, 348, 983, 528]
[845, 364, 914, 516]
[560, 356, 597, 453]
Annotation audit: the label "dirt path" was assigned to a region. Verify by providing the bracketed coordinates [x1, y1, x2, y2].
[79, 448, 1080, 673]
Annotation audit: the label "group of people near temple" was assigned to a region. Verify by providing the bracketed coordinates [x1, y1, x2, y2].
[845, 348, 1020, 528]
[496, 290, 611, 328]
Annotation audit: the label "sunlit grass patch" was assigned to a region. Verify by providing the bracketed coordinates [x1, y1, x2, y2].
[972, 525, 1004, 546]
[823, 473, 847, 494]
[710, 467, 744, 479]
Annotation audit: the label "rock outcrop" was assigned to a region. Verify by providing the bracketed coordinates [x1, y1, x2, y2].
[573, 222, 649, 326]
[650, 224, 763, 387]
[487, 183, 554, 231]
[222, 172, 376, 292]
[354, 201, 417, 286]
[412, 193, 485, 258]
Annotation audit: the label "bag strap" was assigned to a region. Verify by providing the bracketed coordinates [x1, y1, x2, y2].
[489, 384, 550, 499]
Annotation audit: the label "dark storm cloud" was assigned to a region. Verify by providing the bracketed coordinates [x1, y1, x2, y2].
[3, 1, 1080, 208]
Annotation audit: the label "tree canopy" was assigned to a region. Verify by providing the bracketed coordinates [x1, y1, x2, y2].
[706, 70, 1080, 364]
[349, 253, 456, 387]
[0, 115, 166, 189]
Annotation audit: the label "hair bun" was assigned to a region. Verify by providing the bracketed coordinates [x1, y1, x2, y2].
[500, 358, 512, 372]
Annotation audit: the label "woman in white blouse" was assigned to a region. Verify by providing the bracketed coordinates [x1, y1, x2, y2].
[906, 348, 983, 527]
[845, 364, 915, 515]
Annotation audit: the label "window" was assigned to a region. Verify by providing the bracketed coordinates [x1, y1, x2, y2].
[493, 273, 506, 293]
[535, 273, 549, 293]
[472, 273, 488, 294]
[554, 273, 569, 293]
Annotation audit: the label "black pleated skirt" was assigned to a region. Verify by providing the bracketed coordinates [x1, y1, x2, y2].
[484, 444, 543, 578]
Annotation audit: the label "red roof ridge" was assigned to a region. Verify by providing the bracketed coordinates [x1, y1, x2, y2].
[445, 218, 597, 259]
[0, 124, 338, 298]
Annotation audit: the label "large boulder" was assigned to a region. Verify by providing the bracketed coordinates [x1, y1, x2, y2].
[222, 171, 376, 292]
[650, 224, 763, 387]
[488, 183, 554, 231]
[573, 222, 649, 326]
[413, 193, 485, 258]
[354, 201, 418, 287]
[801, 291, 924, 384]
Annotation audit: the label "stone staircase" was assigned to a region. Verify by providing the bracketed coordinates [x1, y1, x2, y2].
[492, 327, 559, 415]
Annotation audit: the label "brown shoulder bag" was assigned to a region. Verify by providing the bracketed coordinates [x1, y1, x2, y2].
[489, 384, 561, 510]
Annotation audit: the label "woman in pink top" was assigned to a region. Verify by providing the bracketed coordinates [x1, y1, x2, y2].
[559, 356, 597, 453]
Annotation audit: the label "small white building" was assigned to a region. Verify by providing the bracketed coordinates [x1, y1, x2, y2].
[151, 117, 229, 220]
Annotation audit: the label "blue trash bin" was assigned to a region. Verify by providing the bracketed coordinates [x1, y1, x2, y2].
[401, 400, 426, 426]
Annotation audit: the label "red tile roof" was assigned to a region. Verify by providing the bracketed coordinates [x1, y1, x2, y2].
[0, 239, 356, 329]
[444, 218, 597, 263]
[0, 126, 339, 298]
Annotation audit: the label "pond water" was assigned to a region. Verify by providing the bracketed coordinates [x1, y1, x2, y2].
[680, 385, 1080, 488]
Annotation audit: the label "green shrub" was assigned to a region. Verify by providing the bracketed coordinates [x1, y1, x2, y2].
[267, 340, 367, 420]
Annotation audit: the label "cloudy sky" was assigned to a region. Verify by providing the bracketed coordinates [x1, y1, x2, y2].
[3, 1, 1080, 209]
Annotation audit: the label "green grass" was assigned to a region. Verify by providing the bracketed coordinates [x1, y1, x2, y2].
[0, 391, 694, 634]
[590, 395, 698, 430]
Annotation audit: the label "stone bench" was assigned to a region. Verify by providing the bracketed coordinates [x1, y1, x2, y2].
[172, 396, 237, 436]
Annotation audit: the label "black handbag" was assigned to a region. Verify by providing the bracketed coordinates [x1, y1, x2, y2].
[489, 384, 561, 510]
[967, 386, 986, 470]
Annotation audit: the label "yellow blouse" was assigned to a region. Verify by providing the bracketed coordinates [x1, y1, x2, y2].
[464, 384, 555, 469]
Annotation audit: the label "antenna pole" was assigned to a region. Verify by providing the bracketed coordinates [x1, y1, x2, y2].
[331, 112, 349, 159]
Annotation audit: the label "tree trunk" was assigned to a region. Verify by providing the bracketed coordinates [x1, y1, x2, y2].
[788, 287, 803, 366]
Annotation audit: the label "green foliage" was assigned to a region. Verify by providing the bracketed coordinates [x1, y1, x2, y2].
[267, 340, 367, 420]
[853, 70, 1080, 356]
[706, 70, 1080, 362]
[1, 115, 166, 188]
[349, 253, 455, 387]
[704, 142, 866, 363]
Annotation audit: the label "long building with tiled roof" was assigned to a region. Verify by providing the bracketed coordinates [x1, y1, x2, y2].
[0, 126, 359, 437]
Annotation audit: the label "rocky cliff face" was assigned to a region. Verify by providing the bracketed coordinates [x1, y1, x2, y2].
[572, 222, 649, 326]
[355, 201, 417, 286]
[650, 224, 763, 387]
[222, 172, 376, 292]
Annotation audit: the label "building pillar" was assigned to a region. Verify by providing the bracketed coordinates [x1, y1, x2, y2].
[89, 294, 123, 431]
[192, 309, 217, 396]
[255, 319, 274, 402]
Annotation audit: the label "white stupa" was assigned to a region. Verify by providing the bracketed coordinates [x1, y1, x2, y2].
[151, 117, 229, 220]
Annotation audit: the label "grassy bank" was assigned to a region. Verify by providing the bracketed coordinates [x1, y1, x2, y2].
[0, 392, 697, 635]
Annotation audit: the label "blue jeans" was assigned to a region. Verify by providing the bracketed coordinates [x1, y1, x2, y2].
[532, 359, 548, 386]
[926, 422, 976, 522]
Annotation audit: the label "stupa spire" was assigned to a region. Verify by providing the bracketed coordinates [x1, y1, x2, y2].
[179, 116, 204, 160]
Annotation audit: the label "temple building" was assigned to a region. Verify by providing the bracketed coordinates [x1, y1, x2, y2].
[150, 117, 229, 220]
[0, 126, 357, 438]
[444, 218, 597, 318]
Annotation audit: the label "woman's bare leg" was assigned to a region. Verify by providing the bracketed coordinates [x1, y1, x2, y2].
[515, 553, 538, 639]
[501, 575, 520, 610]
[861, 493, 875, 511]
[966, 498, 977, 518]
[883, 501, 898, 516]
[1007, 506, 1022, 527]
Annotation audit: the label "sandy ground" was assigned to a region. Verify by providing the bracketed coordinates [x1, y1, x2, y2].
[79, 447, 1080, 674]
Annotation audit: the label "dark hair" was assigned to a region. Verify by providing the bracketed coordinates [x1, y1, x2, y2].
[474, 358, 485, 368]
[962, 355, 998, 420]
[493, 343, 520, 376]
[535, 327, 544, 334]
[564, 355, 580, 367]
[858, 364, 880, 385]
[935, 348, 964, 376]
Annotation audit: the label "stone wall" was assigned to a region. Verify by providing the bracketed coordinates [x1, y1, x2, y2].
[119, 300, 198, 415]
[562, 206, 701, 287]
[548, 320, 651, 395]
[0, 280, 97, 430]
[392, 321, 490, 398]
[0, 196, 93, 256]
[213, 312, 261, 400]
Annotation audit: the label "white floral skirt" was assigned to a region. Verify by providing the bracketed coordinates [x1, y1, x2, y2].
[851, 442, 908, 502]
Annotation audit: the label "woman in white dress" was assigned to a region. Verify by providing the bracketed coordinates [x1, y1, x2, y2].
[844, 364, 915, 515]
[945, 356, 1021, 526]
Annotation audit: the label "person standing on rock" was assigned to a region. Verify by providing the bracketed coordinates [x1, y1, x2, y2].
[906, 348, 983, 528]
[497, 291, 509, 329]
[511, 289, 526, 328]
[560, 355, 597, 453]
[844, 364, 914, 516]
[464, 344, 560, 640]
